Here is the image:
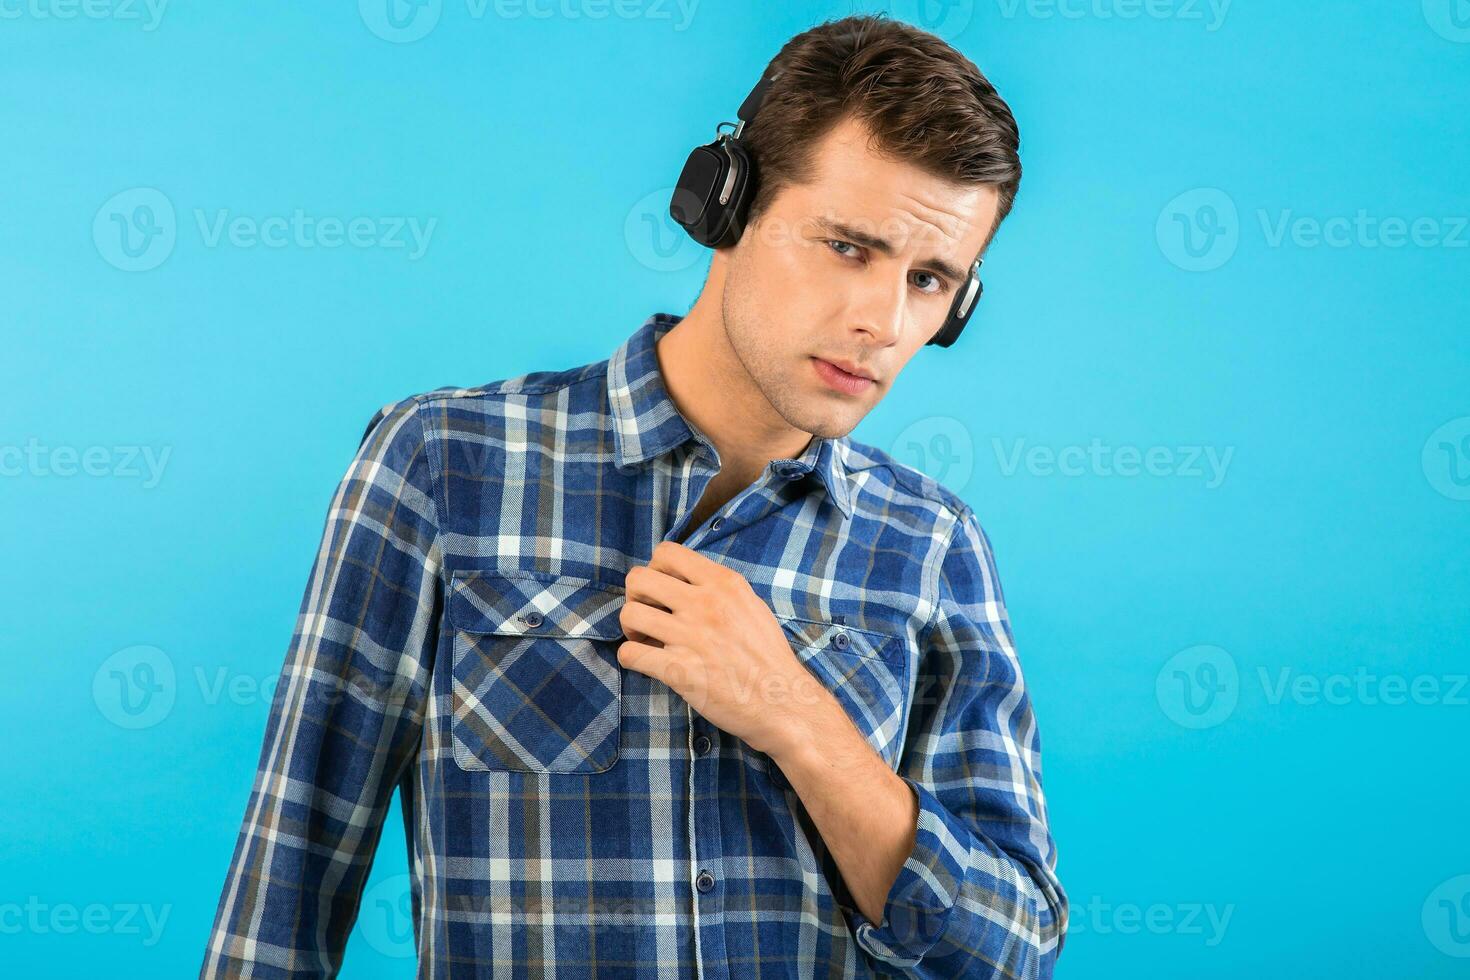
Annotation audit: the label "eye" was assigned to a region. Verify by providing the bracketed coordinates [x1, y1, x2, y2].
[826, 239, 860, 259]
[911, 270, 946, 295]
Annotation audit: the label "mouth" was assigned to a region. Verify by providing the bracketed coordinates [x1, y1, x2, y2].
[811, 356, 877, 395]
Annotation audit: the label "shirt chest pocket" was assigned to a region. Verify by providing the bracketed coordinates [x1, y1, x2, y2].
[445, 569, 626, 774]
[762, 618, 910, 789]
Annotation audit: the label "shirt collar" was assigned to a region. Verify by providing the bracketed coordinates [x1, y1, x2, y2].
[607, 312, 854, 520]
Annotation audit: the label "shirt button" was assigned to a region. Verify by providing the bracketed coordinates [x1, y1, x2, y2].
[521, 611, 543, 628]
[831, 630, 850, 650]
[695, 870, 715, 893]
[693, 735, 712, 756]
[710, 516, 723, 530]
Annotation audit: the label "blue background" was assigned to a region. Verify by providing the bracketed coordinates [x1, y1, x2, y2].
[3, 1, 1468, 976]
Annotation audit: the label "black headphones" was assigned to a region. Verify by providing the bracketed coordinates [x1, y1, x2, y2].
[668, 65, 985, 348]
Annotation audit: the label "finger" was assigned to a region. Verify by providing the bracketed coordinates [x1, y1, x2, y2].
[623, 623, 663, 647]
[621, 597, 681, 646]
[625, 564, 698, 614]
[649, 540, 728, 586]
[616, 640, 682, 687]
[617, 641, 709, 707]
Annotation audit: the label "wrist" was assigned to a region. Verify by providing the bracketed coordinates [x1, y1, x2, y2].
[766, 677, 849, 772]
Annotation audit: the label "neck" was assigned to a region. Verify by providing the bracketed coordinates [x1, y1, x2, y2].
[654, 251, 815, 488]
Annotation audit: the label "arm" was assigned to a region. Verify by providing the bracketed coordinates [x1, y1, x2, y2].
[794, 505, 1068, 977]
[200, 398, 442, 978]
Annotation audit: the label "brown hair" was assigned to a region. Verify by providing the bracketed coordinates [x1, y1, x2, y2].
[743, 14, 1022, 253]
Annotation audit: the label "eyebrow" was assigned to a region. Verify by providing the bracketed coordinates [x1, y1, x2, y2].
[811, 216, 970, 285]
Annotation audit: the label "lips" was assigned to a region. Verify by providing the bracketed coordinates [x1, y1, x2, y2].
[821, 358, 875, 380]
[812, 357, 877, 395]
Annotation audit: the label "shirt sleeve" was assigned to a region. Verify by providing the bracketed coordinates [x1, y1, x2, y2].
[847, 504, 1068, 978]
[200, 397, 443, 978]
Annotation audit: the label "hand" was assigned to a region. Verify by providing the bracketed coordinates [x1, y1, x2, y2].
[616, 540, 837, 759]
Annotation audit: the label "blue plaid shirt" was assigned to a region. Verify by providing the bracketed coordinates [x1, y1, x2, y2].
[201, 312, 1066, 978]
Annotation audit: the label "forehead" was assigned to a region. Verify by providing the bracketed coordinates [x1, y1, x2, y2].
[776, 114, 998, 259]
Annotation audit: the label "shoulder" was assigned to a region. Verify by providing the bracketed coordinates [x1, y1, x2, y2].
[840, 433, 980, 534]
[839, 437, 1006, 624]
[362, 356, 612, 444]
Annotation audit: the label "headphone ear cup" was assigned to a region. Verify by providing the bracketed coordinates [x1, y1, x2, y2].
[670, 137, 755, 249]
[927, 270, 984, 347]
[711, 139, 756, 247]
[670, 142, 723, 247]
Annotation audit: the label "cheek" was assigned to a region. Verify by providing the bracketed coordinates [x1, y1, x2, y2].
[758, 241, 840, 314]
[760, 237, 816, 284]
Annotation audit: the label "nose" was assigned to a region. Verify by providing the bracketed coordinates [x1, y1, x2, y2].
[849, 265, 906, 347]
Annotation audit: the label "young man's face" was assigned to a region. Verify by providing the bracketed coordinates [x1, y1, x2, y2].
[719, 113, 1000, 440]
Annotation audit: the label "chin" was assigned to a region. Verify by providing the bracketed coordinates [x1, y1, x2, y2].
[793, 404, 859, 440]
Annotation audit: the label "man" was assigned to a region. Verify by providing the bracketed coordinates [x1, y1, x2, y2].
[202, 14, 1066, 979]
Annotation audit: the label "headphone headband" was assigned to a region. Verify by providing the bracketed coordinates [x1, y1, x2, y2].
[733, 67, 780, 139]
